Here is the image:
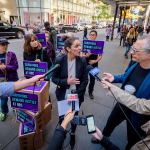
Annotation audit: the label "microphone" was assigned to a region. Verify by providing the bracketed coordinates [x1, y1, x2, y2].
[88, 65, 101, 82]
[44, 64, 60, 77]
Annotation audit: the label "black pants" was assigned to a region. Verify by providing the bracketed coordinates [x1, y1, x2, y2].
[120, 36, 126, 46]
[103, 103, 146, 149]
[88, 74, 95, 94]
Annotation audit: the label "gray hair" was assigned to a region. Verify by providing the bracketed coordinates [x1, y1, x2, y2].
[138, 35, 150, 53]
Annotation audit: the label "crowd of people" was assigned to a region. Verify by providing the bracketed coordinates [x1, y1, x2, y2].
[0, 21, 150, 150]
[116, 24, 150, 59]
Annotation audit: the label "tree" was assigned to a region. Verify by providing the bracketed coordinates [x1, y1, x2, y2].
[97, 3, 112, 20]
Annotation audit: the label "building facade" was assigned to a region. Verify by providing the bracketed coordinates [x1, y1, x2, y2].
[0, 0, 98, 26]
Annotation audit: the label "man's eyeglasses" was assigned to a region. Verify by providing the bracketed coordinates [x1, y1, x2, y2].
[130, 46, 145, 53]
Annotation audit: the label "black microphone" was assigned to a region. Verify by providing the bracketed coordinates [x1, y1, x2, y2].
[44, 64, 60, 77]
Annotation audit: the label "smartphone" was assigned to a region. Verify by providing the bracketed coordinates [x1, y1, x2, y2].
[86, 115, 96, 134]
[71, 116, 87, 126]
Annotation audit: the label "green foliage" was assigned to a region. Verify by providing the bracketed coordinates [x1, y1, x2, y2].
[97, 3, 112, 19]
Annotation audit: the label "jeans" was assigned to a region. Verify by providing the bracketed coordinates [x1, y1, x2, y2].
[125, 44, 131, 56]
[0, 97, 8, 114]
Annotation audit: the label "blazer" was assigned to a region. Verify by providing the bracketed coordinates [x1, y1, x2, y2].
[52, 55, 88, 103]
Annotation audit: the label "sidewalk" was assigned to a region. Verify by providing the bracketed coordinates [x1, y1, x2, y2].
[0, 29, 129, 150]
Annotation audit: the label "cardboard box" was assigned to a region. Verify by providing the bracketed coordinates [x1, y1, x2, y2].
[19, 124, 44, 150]
[11, 81, 49, 112]
[27, 102, 52, 131]
[16, 102, 52, 131]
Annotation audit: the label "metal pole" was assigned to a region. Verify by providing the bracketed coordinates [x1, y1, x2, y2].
[122, 7, 127, 25]
[111, 2, 118, 41]
[118, 6, 123, 28]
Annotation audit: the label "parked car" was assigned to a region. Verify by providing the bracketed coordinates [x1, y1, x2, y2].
[60, 25, 78, 33]
[72, 23, 84, 31]
[0, 21, 25, 38]
[85, 24, 92, 29]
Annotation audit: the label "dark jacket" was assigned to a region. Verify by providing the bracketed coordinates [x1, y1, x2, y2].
[47, 126, 67, 150]
[23, 49, 42, 61]
[5, 51, 18, 81]
[52, 55, 88, 103]
[23, 48, 52, 68]
[44, 41, 55, 68]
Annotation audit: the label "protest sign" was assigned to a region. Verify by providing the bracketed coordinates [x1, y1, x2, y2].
[11, 92, 38, 112]
[16, 110, 35, 130]
[23, 61, 48, 77]
[36, 33, 47, 47]
[82, 40, 104, 54]
[57, 36, 64, 51]
[21, 124, 35, 135]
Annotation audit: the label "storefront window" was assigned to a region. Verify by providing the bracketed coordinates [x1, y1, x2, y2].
[19, 7, 29, 25]
[28, 0, 41, 8]
[18, 0, 28, 7]
[29, 8, 41, 25]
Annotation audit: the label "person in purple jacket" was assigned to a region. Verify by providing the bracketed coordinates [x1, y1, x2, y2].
[0, 37, 18, 121]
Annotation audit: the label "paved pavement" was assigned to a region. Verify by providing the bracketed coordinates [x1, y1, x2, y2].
[0, 29, 130, 150]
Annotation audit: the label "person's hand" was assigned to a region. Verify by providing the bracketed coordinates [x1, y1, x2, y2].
[35, 59, 41, 62]
[89, 60, 96, 65]
[101, 80, 113, 89]
[92, 127, 103, 141]
[37, 42, 42, 49]
[102, 72, 114, 82]
[67, 76, 80, 85]
[61, 109, 75, 129]
[29, 74, 45, 85]
[0, 64, 6, 71]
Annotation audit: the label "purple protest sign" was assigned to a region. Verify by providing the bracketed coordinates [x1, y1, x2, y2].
[24, 81, 46, 92]
[20, 124, 35, 135]
[36, 33, 47, 47]
[16, 110, 35, 130]
[10, 92, 38, 112]
[83, 40, 104, 55]
[23, 61, 48, 77]
[57, 36, 64, 51]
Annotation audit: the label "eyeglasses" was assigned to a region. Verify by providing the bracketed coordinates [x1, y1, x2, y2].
[90, 34, 96, 36]
[130, 46, 146, 53]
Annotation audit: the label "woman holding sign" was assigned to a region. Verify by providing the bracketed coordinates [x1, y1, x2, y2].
[52, 37, 88, 149]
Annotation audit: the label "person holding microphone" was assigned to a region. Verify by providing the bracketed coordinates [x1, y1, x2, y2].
[91, 80, 150, 150]
[0, 75, 44, 98]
